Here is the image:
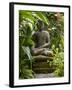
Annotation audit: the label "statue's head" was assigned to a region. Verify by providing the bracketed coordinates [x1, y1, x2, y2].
[37, 20, 48, 31]
[37, 20, 44, 31]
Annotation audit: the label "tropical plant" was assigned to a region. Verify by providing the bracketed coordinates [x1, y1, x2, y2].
[52, 45, 64, 77]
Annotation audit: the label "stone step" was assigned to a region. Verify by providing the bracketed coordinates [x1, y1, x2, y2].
[33, 55, 53, 62]
[32, 62, 52, 68]
[33, 55, 53, 60]
[33, 68, 55, 73]
[35, 73, 56, 78]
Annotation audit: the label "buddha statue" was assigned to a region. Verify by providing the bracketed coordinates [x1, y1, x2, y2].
[31, 20, 53, 60]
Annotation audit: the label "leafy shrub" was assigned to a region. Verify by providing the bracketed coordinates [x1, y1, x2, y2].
[52, 45, 64, 77]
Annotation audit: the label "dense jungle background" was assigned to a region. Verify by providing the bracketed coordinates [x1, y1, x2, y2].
[19, 10, 64, 79]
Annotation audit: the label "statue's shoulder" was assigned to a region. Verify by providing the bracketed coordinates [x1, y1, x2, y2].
[32, 31, 39, 38]
[42, 31, 49, 35]
[33, 31, 38, 35]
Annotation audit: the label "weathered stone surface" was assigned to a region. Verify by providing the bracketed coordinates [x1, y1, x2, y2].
[33, 68, 55, 73]
[33, 55, 53, 61]
[34, 73, 56, 78]
[32, 55, 55, 74]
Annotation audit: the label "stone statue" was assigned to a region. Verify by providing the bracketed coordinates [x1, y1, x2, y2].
[31, 21, 53, 60]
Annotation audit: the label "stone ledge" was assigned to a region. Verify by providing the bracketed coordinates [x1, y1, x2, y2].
[33, 55, 53, 61]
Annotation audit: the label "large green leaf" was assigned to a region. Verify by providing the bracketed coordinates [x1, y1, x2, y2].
[19, 11, 35, 24]
[20, 69, 34, 79]
[22, 46, 32, 60]
[33, 12, 49, 25]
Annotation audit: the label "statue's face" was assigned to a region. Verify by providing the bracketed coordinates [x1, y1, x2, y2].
[37, 20, 44, 30]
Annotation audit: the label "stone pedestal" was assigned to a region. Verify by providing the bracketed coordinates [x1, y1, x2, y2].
[32, 55, 56, 74]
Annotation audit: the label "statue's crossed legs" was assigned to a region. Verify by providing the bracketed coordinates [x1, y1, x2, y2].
[32, 48, 53, 56]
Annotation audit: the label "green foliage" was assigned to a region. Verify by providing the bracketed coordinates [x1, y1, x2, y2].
[19, 10, 64, 78]
[45, 12, 64, 48]
[22, 46, 32, 60]
[52, 45, 64, 77]
[33, 12, 49, 25]
[19, 46, 34, 79]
